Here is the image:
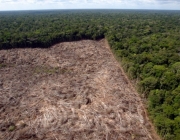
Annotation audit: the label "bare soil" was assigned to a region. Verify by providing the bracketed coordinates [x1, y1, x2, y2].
[0, 39, 159, 140]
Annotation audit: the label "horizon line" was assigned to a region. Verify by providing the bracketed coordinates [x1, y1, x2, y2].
[1, 8, 180, 12]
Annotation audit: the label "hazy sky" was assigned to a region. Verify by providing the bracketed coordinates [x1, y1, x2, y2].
[0, 0, 180, 11]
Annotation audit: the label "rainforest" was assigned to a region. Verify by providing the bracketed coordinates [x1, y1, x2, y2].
[0, 10, 180, 140]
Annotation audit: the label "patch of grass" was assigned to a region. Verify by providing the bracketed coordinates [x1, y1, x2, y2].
[33, 66, 58, 74]
[59, 68, 69, 74]
[0, 63, 14, 69]
[0, 63, 7, 68]
[33, 66, 70, 75]
[9, 125, 16, 131]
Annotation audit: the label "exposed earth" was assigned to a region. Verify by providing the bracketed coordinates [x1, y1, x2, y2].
[0, 39, 160, 140]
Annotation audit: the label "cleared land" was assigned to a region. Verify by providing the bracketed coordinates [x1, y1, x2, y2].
[0, 39, 159, 140]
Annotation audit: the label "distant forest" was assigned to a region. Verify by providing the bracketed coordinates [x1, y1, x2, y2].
[0, 10, 180, 140]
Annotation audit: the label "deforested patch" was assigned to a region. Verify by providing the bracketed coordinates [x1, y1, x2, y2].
[0, 39, 157, 140]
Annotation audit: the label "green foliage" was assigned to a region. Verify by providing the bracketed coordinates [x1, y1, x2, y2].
[174, 117, 180, 140]
[141, 62, 154, 78]
[154, 115, 174, 139]
[152, 65, 166, 78]
[149, 89, 165, 109]
[140, 77, 158, 92]
[127, 66, 137, 79]
[160, 71, 178, 90]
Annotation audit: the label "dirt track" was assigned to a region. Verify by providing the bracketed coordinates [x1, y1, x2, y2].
[0, 39, 159, 140]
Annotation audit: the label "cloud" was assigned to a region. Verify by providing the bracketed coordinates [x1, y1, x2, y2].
[0, 0, 179, 4]
[0, 0, 180, 10]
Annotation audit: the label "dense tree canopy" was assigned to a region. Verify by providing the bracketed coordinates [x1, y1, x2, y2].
[0, 9, 180, 139]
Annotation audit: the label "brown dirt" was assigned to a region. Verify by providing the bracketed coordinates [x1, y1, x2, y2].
[0, 39, 159, 140]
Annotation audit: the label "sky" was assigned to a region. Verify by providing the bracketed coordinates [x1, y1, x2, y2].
[0, 0, 180, 11]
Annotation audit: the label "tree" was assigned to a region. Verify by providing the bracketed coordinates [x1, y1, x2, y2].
[139, 76, 158, 94]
